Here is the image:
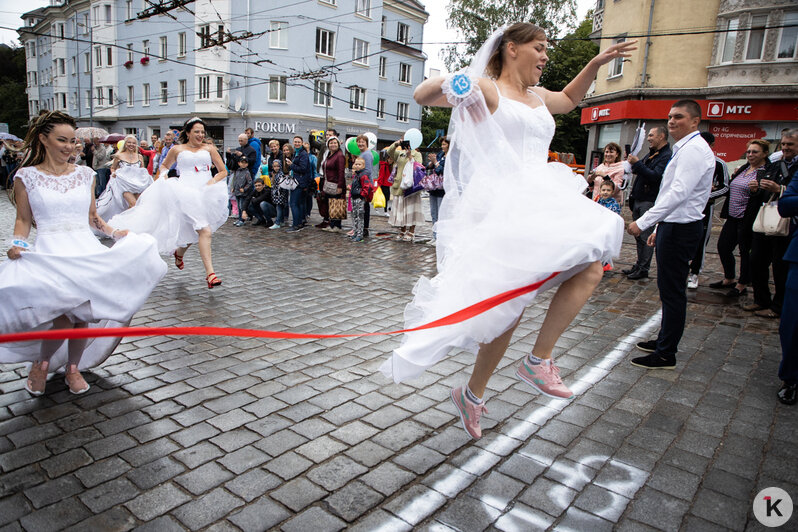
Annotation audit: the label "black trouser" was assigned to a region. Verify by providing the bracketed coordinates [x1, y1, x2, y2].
[717, 216, 753, 284]
[381, 185, 391, 212]
[750, 232, 790, 313]
[364, 202, 370, 231]
[690, 203, 715, 275]
[780, 261, 798, 385]
[654, 220, 704, 358]
[631, 201, 655, 273]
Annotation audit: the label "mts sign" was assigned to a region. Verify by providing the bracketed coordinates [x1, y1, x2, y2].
[707, 102, 753, 118]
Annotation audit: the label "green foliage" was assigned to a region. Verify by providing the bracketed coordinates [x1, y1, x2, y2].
[542, 17, 599, 163]
[420, 105, 452, 148]
[444, 0, 578, 71]
[0, 45, 28, 136]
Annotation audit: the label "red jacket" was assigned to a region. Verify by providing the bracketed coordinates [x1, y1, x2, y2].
[378, 160, 393, 187]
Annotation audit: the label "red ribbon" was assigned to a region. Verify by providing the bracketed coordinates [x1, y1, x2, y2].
[0, 273, 560, 344]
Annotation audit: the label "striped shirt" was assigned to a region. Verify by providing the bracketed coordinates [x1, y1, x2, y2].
[728, 166, 760, 218]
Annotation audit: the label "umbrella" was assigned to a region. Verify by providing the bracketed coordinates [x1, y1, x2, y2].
[75, 127, 109, 140]
[0, 133, 21, 142]
[100, 133, 125, 144]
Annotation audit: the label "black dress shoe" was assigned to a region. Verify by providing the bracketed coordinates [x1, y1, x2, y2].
[621, 265, 639, 275]
[627, 270, 649, 280]
[725, 287, 747, 297]
[636, 340, 657, 353]
[778, 383, 797, 405]
[631, 353, 676, 370]
[709, 280, 734, 289]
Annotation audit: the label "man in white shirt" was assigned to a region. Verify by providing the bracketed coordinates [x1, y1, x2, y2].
[626, 99, 715, 369]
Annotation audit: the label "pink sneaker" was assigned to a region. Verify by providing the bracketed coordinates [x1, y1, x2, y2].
[450, 386, 488, 440]
[516, 358, 574, 399]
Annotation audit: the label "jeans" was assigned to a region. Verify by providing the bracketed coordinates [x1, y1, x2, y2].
[305, 191, 313, 220]
[95, 168, 111, 197]
[429, 194, 444, 238]
[654, 220, 704, 358]
[247, 200, 276, 224]
[235, 197, 247, 221]
[289, 188, 305, 227]
[275, 204, 286, 225]
[632, 200, 655, 272]
[717, 215, 753, 284]
[779, 261, 798, 384]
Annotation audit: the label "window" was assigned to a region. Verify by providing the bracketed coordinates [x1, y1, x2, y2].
[216, 76, 224, 99]
[105, 4, 112, 24]
[71, 91, 77, 109]
[124, 128, 137, 136]
[199, 24, 212, 48]
[126, 0, 133, 20]
[178, 79, 186, 103]
[270, 21, 287, 48]
[350, 86, 366, 111]
[83, 52, 90, 73]
[96, 87, 104, 107]
[314, 80, 331, 107]
[94, 45, 101, 67]
[397, 22, 409, 44]
[143, 83, 150, 106]
[160, 81, 168, 104]
[178, 32, 186, 57]
[107, 87, 114, 106]
[316, 28, 335, 57]
[106, 46, 113, 66]
[399, 63, 411, 84]
[142, 39, 150, 57]
[269, 75, 287, 101]
[778, 12, 798, 59]
[607, 37, 625, 77]
[70, 57, 76, 75]
[198, 75, 210, 100]
[355, 0, 370, 18]
[319, 0, 337, 5]
[396, 101, 409, 122]
[745, 15, 767, 61]
[217, 25, 225, 44]
[353, 38, 369, 65]
[719, 18, 738, 63]
[127, 43, 133, 62]
[376, 98, 385, 119]
[57, 58, 65, 76]
[381, 16, 386, 37]
[159, 36, 167, 59]
[378, 56, 387, 77]
[81, 13, 89, 34]
[58, 93, 66, 109]
[85, 90, 91, 109]
[127, 86, 134, 107]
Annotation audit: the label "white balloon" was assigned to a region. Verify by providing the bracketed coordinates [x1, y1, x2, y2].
[365, 132, 377, 151]
[404, 128, 423, 150]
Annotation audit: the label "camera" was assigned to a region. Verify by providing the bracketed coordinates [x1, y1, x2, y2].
[400, 140, 411, 150]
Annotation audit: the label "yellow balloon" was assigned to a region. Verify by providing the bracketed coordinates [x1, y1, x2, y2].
[117, 140, 125, 151]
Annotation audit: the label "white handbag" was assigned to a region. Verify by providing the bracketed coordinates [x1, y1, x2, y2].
[752, 197, 789, 237]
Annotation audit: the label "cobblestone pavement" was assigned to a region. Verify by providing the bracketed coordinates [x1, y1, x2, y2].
[0, 193, 794, 532]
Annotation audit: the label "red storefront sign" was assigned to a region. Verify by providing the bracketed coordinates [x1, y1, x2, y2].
[581, 99, 798, 124]
[709, 123, 767, 161]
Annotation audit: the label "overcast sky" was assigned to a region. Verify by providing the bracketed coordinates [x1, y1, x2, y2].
[0, 0, 596, 75]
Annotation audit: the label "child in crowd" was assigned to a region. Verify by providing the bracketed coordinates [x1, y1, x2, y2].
[350, 156, 372, 243]
[245, 177, 276, 227]
[269, 159, 289, 230]
[597, 179, 621, 215]
[231, 157, 253, 227]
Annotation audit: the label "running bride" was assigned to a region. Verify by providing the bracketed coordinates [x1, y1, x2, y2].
[109, 117, 228, 288]
[380, 23, 636, 439]
[94, 134, 153, 225]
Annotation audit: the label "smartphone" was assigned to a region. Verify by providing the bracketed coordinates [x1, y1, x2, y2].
[756, 168, 767, 181]
[625, 144, 631, 156]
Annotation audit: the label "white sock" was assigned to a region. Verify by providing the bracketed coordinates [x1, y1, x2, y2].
[527, 353, 543, 365]
[465, 385, 482, 404]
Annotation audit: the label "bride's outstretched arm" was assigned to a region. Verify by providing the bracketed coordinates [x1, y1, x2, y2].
[415, 76, 500, 115]
[539, 40, 637, 115]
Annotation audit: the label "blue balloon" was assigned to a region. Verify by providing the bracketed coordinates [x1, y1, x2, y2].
[404, 128, 423, 150]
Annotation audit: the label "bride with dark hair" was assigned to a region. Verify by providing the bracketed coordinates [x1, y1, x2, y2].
[110, 117, 229, 288]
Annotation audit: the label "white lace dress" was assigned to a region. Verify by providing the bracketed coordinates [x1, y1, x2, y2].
[95, 159, 153, 225]
[0, 165, 167, 370]
[109, 149, 228, 253]
[380, 87, 624, 383]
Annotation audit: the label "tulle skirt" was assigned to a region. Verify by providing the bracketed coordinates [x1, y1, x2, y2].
[95, 166, 153, 226]
[109, 173, 228, 253]
[380, 161, 624, 382]
[0, 229, 167, 371]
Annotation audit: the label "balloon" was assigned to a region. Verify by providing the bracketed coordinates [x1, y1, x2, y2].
[117, 140, 125, 151]
[346, 137, 361, 156]
[372, 150, 379, 165]
[404, 128, 422, 150]
[365, 132, 377, 151]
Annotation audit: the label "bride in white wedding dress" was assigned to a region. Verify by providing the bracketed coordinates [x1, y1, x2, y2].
[380, 23, 636, 439]
[0, 111, 166, 396]
[109, 117, 229, 288]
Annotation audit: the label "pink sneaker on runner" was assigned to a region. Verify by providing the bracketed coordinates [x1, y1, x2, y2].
[516, 358, 574, 399]
[450, 386, 488, 440]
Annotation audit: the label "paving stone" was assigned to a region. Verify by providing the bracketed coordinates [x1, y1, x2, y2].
[517, 476, 577, 518]
[62, 506, 136, 532]
[494, 502, 555, 532]
[210, 428, 261, 452]
[175, 461, 234, 495]
[264, 451, 314, 481]
[371, 420, 432, 452]
[225, 468, 282, 502]
[170, 422, 221, 448]
[467, 471, 525, 511]
[254, 429, 307, 457]
[228, 496, 291, 532]
[172, 487, 244, 530]
[124, 482, 192, 521]
[326, 481, 385, 522]
[24, 475, 83, 508]
[361, 462, 416, 496]
[555, 506, 614, 532]
[295, 435, 348, 463]
[393, 445, 446, 475]
[8, 422, 63, 448]
[0, 464, 47, 498]
[270, 477, 327, 512]
[628, 487, 690, 532]
[345, 440, 394, 467]
[127, 418, 181, 443]
[689, 488, 748, 531]
[126, 456, 185, 490]
[78, 477, 139, 513]
[347, 509, 413, 532]
[574, 484, 631, 523]
[646, 463, 701, 501]
[119, 437, 179, 467]
[329, 421, 379, 446]
[280, 506, 346, 532]
[83, 433, 137, 460]
[307, 455, 369, 491]
[40, 448, 92, 478]
[0, 443, 51, 473]
[422, 463, 478, 498]
[0, 494, 31, 526]
[18, 497, 91, 532]
[95, 411, 152, 437]
[130, 515, 185, 532]
[384, 484, 447, 526]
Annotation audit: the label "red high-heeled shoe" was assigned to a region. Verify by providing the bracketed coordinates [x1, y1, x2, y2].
[206, 273, 222, 289]
[174, 251, 185, 270]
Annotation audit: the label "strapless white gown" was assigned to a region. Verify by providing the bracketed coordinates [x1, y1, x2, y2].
[0, 165, 167, 370]
[381, 90, 624, 383]
[109, 149, 228, 253]
[95, 159, 153, 228]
